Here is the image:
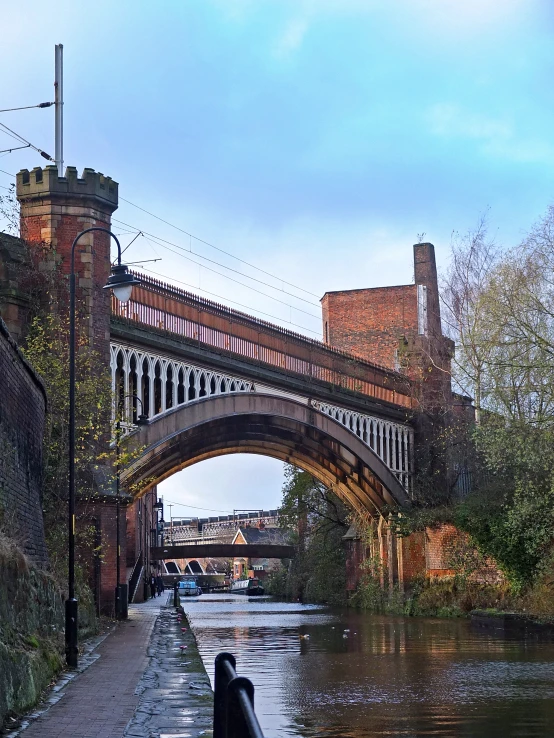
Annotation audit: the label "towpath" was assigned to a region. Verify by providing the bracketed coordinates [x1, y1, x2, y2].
[13, 596, 213, 738]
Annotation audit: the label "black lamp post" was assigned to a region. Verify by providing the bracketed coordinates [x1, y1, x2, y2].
[115, 394, 148, 620]
[152, 499, 164, 595]
[66, 227, 139, 668]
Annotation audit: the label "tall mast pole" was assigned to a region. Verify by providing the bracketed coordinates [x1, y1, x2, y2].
[54, 44, 64, 177]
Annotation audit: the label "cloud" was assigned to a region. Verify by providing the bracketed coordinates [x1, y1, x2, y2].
[426, 103, 554, 165]
[427, 103, 512, 142]
[273, 18, 310, 58]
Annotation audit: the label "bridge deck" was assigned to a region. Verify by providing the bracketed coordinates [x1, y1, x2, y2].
[151, 543, 296, 559]
[111, 273, 413, 409]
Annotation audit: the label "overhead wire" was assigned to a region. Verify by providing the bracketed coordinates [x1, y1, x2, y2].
[0, 102, 54, 113]
[136, 264, 320, 334]
[0, 166, 322, 332]
[119, 195, 320, 298]
[136, 231, 320, 320]
[0, 144, 30, 155]
[0, 121, 53, 161]
[113, 216, 319, 308]
[161, 499, 234, 514]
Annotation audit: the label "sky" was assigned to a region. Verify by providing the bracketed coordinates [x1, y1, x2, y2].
[1, 0, 553, 518]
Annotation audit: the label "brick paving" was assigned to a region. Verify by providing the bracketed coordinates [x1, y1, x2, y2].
[19, 596, 167, 738]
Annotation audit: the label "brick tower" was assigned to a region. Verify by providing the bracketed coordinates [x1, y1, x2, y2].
[322, 242, 454, 495]
[16, 165, 118, 360]
[16, 165, 124, 615]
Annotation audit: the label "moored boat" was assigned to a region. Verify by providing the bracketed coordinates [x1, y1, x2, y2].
[229, 577, 265, 596]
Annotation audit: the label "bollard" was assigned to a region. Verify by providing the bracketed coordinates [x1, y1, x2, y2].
[119, 583, 128, 619]
[173, 581, 179, 608]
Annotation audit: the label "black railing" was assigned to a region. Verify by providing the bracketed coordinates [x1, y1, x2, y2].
[128, 553, 143, 603]
[214, 652, 265, 738]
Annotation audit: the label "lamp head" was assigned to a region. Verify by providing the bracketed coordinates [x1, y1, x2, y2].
[104, 264, 140, 304]
[136, 413, 149, 426]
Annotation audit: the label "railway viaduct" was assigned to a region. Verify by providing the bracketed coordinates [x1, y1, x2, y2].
[2, 164, 455, 612]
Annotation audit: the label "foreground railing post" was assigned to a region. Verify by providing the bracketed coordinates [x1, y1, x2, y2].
[227, 676, 261, 738]
[173, 581, 179, 608]
[214, 652, 236, 738]
[213, 652, 264, 738]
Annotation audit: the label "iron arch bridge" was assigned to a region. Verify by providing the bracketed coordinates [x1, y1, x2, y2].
[115, 346, 414, 516]
[111, 275, 416, 516]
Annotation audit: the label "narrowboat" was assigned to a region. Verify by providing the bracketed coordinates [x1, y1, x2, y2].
[178, 579, 202, 596]
[229, 577, 265, 596]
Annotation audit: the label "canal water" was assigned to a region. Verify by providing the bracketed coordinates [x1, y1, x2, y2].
[181, 595, 554, 737]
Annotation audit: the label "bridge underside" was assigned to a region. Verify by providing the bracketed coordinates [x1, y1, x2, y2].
[122, 394, 411, 518]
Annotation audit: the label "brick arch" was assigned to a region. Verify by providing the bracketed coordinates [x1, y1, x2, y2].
[121, 394, 411, 517]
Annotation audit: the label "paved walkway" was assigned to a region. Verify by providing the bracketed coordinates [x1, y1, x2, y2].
[16, 594, 212, 738]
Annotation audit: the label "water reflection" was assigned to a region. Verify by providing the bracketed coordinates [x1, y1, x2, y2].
[181, 595, 554, 737]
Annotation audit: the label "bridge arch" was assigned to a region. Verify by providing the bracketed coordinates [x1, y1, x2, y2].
[122, 394, 411, 517]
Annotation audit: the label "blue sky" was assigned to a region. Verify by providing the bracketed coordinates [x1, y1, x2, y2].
[1, 0, 553, 517]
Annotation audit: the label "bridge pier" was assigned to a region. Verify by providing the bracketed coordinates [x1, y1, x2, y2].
[344, 520, 428, 595]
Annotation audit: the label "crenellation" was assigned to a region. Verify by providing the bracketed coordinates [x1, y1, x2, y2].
[17, 165, 118, 210]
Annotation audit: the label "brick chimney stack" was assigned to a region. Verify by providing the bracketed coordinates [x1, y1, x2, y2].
[16, 165, 119, 361]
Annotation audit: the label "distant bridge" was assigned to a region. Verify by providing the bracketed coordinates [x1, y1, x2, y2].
[151, 544, 296, 560]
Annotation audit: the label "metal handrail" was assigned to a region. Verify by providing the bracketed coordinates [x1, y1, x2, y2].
[128, 553, 143, 603]
[214, 652, 265, 738]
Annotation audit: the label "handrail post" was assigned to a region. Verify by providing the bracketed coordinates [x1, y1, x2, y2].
[226, 677, 259, 738]
[214, 652, 236, 738]
[173, 580, 179, 608]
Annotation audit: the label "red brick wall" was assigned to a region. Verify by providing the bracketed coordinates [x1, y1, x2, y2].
[322, 284, 417, 370]
[79, 500, 126, 616]
[344, 538, 367, 591]
[0, 318, 48, 565]
[398, 531, 427, 584]
[425, 524, 458, 576]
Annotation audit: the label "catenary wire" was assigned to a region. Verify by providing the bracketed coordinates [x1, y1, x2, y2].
[135, 231, 320, 319]
[119, 195, 320, 299]
[0, 144, 30, 155]
[160, 499, 234, 514]
[136, 264, 320, 335]
[0, 167, 322, 327]
[0, 121, 53, 161]
[0, 102, 54, 113]
[113, 216, 319, 308]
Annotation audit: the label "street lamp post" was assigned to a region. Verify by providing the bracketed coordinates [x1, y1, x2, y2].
[152, 498, 164, 593]
[66, 227, 139, 668]
[115, 394, 148, 619]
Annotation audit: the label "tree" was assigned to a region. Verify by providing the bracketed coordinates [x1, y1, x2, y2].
[22, 312, 113, 579]
[274, 465, 349, 604]
[438, 205, 554, 590]
[441, 214, 500, 424]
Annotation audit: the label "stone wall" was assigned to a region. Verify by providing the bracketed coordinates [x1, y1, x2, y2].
[0, 538, 64, 728]
[0, 317, 48, 565]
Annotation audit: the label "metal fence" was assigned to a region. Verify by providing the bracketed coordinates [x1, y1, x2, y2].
[214, 652, 265, 738]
